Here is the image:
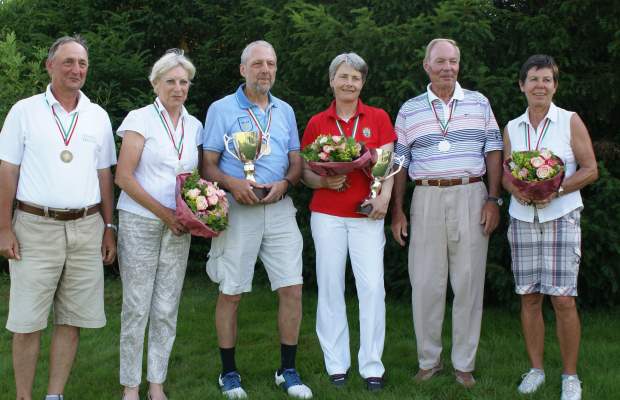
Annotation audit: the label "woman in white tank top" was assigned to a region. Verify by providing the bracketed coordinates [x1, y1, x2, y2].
[502, 55, 598, 400]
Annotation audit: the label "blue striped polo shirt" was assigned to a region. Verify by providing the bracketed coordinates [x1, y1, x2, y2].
[395, 82, 502, 180]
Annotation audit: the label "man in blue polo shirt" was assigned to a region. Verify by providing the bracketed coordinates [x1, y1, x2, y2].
[201, 40, 312, 399]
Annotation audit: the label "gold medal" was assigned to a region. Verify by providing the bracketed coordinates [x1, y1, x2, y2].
[60, 149, 73, 163]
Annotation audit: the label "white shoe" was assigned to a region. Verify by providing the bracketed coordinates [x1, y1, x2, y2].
[561, 376, 582, 400]
[517, 368, 545, 394]
[275, 369, 313, 399]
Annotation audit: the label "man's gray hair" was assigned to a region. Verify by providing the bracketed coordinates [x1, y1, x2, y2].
[240, 40, 276, 65]
[47, 35, 88, 62]
[149, 49, 196, 86]
[328, 52, 368, 82]
[424, 38, 460, 63]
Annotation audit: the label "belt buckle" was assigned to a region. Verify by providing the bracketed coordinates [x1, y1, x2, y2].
[437, 179, 444, 187]
[421, 179, 429, 186]
[43, 206, 50, 217]
[461, 177, 468, 185]
[83, 207, 89, 218]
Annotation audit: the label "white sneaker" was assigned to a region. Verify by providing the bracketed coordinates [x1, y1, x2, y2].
[561, 376, 582, 400]
[517, 368, 545, 394]
[275, 369, 313, 399]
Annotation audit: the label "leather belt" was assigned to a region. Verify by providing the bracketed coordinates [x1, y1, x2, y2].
[17, 201, 101, 221]
[414, 176, 483, 187]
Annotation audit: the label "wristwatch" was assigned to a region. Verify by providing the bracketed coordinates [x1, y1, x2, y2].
[105, 223, 118, 233]
[487, 196, 503, 206]
[557, 185, 565, 197]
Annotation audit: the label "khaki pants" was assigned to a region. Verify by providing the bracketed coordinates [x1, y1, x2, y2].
[6, 209, 105, 333]
[408, 182, 488, 372]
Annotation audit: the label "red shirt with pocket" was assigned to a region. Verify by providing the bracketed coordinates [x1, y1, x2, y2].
[301, 100, 396, 218]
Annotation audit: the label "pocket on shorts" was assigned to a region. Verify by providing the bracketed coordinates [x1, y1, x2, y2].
[206, 235, 225, 283]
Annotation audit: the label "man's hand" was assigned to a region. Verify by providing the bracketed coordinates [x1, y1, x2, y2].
[0, 227, 20, 260]
[227, 177, 263, 205]
[391, 209, 409, 246]
[362, 195, 390, 220]
[480, 201, 500, 236]
[101, 228, 116, 265]
[262, 180, 289, 204]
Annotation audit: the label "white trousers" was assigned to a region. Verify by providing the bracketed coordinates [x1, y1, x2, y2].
[311, 212, 386, 378]
[118, 210, 191, 386]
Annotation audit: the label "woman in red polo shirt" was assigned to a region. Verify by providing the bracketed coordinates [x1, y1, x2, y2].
[301, 52, 396, 391]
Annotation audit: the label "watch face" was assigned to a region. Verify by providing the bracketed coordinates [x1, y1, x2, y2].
[497, 197, 504, 206]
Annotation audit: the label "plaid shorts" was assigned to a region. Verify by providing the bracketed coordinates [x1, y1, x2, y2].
[507, 209, 582, 296]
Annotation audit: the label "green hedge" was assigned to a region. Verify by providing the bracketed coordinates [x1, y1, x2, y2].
[2, 0, 619, 307]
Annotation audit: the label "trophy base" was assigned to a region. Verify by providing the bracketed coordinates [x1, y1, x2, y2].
[357, 203, 373, 215]
[253, 187, 269, 200]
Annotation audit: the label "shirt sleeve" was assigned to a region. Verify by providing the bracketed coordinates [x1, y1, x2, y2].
[376, 108, 397, 146]
[97, 113, 117, 168]
[117, 109, 147, 139]
[0, 102, 25, 165]
[483, 98, 503, 153]
[286, 105, 300, 152]
[394, 107, 411, 169]
[202, 102, 226, 153]
[301, 115, 320, 149]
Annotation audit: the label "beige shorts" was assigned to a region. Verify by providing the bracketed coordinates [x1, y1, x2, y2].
[6, 209, 106, 333]
[206, 195, 303, 295]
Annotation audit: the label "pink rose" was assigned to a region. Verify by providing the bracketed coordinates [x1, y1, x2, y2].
[540, 149, 552, 160]
[546, 158, 558, 167]
[319, 152, 329, 161]
[217, 189, 226, 197]
[536, 165, 552, 179]
[207, 195, 219, 206]
[530, 156, 545, 168]
[519, 168, 529, 178]
[205, 184, 216, 197]
[185, 188, 201, 199]
[332, 135, 342, 143]
[323, 145, 334, 154]
[196, 195, 208, 211]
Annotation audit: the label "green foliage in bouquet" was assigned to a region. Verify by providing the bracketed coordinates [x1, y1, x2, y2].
[182, 170, 228, 232]
[301, 134, 363, 162]
[509, 149, 563, 181]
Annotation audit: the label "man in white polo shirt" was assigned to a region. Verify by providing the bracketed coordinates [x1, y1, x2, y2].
[391, 38, 503, 388]
[0, 35, 117, 400]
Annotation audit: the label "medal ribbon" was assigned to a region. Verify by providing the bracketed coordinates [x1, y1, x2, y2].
[153, 103, 184, 160]
[45, 96, 79, 146]
[428, 95, 457, 137]
[523, 118, 551, 150]
[246, 107, 272, 144]
[335, 115, 360, 139]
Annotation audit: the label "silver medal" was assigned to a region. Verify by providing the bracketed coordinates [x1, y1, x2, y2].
[438, 140, 451, 152]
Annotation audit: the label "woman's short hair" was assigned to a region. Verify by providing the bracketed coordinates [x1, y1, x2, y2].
[519, 54, 559, 84]
[328, 53, 368, 82]
[149, 49, 196, 87]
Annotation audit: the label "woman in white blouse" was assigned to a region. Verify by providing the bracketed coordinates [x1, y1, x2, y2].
[115, 49, 203, 400]
[502, 54, 597, 400]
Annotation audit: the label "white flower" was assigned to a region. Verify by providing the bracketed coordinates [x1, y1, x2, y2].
[186, 188, 201, 200]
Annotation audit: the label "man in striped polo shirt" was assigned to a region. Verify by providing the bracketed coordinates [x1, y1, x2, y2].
[390, 38, 503, 388]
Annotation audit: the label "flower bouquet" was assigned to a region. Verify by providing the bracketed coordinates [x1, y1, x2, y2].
[175, 170, 228, 238]
[503, 149, 565, 201]
[301, 134, 372, 176]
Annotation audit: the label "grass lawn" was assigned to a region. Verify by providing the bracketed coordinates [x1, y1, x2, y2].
[1, 268, 618, 399]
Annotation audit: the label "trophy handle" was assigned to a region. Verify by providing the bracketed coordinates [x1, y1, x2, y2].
[224, 134, 241, 160]
[383, 154, 405, 180]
